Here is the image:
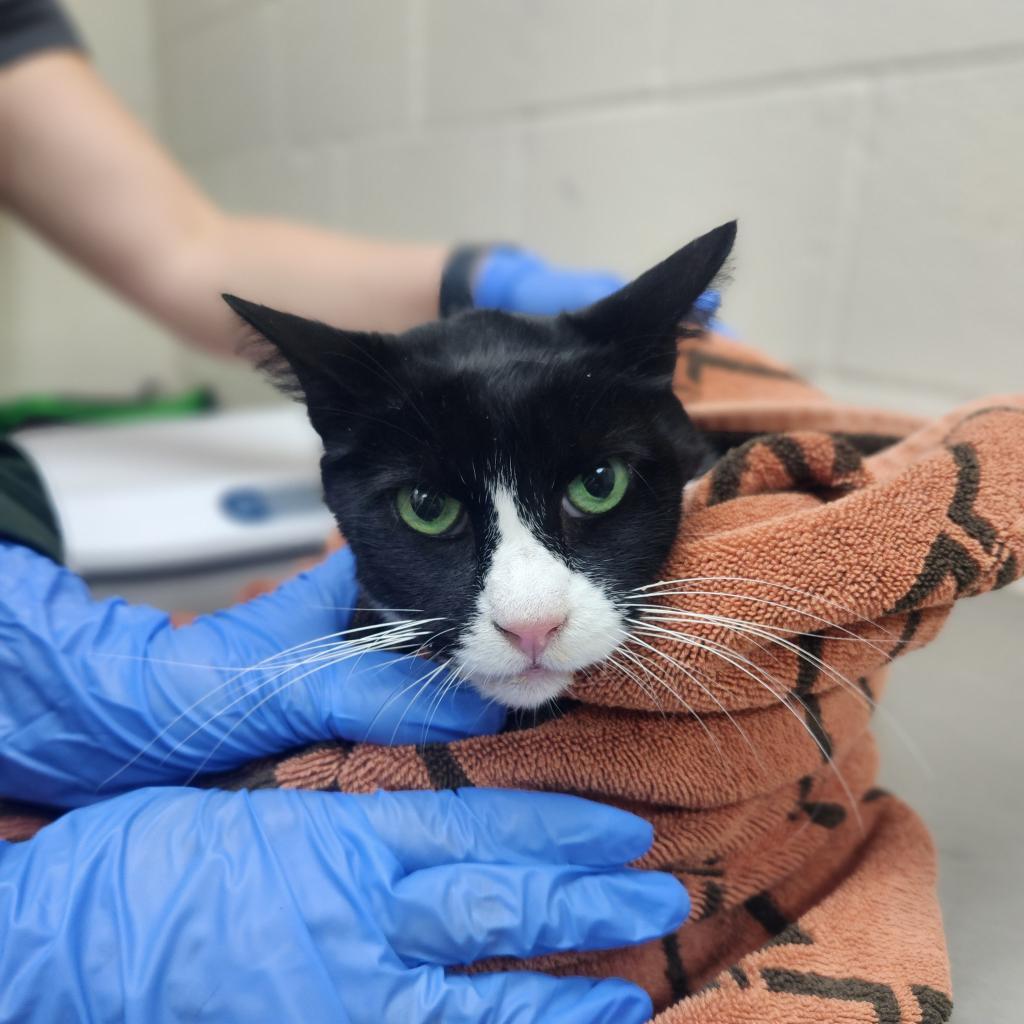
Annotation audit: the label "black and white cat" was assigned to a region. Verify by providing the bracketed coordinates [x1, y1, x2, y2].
[225, 222, 735, 709]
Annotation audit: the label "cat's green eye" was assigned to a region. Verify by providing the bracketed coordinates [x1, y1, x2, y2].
[564, 458, 629, 517]
[397, 486, 463, 536]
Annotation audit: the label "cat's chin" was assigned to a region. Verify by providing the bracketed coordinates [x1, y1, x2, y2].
[470, 669, 574, 710]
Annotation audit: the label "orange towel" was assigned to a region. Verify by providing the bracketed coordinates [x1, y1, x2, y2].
[7, 332, 1022, 1022]
[214, 333, 1024, 1022]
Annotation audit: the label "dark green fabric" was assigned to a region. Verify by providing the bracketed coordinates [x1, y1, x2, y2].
[0, 440, 63, 563]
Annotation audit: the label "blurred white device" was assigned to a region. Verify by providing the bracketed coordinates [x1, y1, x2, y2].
[15, 406, 332, 577]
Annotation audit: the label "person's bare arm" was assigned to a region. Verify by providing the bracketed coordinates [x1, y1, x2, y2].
[0, 51, 447, 355]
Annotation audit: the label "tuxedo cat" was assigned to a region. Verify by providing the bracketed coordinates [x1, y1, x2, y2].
[225, 222, 735, 709]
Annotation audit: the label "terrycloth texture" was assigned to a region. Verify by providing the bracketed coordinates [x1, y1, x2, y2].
[5, 333, 1023, 1022]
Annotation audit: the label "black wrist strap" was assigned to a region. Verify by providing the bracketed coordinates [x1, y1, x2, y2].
[439, 244, 490, 317]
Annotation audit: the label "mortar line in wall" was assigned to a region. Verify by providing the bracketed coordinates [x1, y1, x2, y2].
[233, 35, 1024, 156]
[503, 122, 527, 241]
[809, 78, 882, 380]
[646, 0, 674, 94]
[409, 40, 1024, 134]
[406, 0, 427, 128]
[806, 363, 994, 405]
[163, 37, 1024, 163]
[261, 1, 289, 154]
[153, 0, 277, 45]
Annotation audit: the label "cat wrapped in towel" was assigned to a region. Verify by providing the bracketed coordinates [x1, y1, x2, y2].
[212, 222, 1023, 1022]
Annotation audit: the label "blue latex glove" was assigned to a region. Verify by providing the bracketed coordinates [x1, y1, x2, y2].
[473, 246, 625, 315]
[474, 247, 728, 329]
[0, 786, 688, 1023]
[0, 542, 504, 808]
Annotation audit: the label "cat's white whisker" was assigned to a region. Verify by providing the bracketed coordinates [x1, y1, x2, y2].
[299, 605, 428, 614]
[605, 646, 736, 775]
[726, 615, 928, 771]
[633, 608, 930, 774]
[357, 669, 436, 745]
[159, 622, 433, 781]
[99, 619, 437, 789]
[603, 652, 664, 713]
[622, 602, 929, 765]
[603, 648, 733, 776]
[354, 625, 461, 741]
[628, 618, 863, 832]
[632, 601, 926, 740]
[603, 646, 669, 719]
[628, 607, 874, 707]
[626, 589, 895, 657]
[419, 663, 467, 747]
[602, 651, 733, 770]
[629, 575, 904, 643]
[180, 630, 434, 784]
[617, 629, 766, 774]
[387, 659, 453, 748]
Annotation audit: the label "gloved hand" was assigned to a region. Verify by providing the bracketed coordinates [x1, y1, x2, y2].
[0, 542, 504, 808]
[0, 786, 688, 1024]
[473, 246, 624, 315]
[467, 247, 726, 328]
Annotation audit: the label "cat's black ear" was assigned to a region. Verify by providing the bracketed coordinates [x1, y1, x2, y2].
[567, 220, 736, 356]
[223, 295, 394, 439]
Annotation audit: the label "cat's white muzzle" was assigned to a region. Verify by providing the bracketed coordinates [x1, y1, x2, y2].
[454, 487, 623, 708]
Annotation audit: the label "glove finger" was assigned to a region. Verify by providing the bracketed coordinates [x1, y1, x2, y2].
[151, 650, 501, 772]
[405, 969, 653, 1024]
[193, 547, 362, 659]
[385, 863, 688, 965]
[517, 267, 624, 315]
[273, 649, 505, 746]
[353, 788, 655, 871]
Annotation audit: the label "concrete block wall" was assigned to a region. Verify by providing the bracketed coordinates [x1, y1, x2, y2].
[4, 2, 1024, 413]
[150, 0, 1024, 413]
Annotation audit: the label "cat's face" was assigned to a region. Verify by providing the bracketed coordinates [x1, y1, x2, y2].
[227, 222, 734, 708]
[306, 311, 704, 709]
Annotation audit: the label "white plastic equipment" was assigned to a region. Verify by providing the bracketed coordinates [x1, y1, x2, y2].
[15, 406, 333, 577]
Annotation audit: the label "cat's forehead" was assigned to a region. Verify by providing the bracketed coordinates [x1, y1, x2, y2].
[367, 346, 656, 504]
[401, 311, 615, 405]
[400, 310, 577, 381]
[403, 308, 555, 348]
[398, 322, 622, 445]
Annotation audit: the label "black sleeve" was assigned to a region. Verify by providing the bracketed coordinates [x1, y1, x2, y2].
[0, 0, 83, 69]
[0, 440, 64, 563]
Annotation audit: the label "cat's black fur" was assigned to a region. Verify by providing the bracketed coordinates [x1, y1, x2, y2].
[224, 222, 735, 667]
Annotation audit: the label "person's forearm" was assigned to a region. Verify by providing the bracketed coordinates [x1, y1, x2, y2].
[207, 216, 447, 337]
[0, 52, 446, 355]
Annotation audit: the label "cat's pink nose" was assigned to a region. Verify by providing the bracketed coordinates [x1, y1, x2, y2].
[493, 616, 566, 662]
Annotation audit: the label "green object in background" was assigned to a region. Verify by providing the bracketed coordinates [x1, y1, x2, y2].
[0, 387, 215, 435]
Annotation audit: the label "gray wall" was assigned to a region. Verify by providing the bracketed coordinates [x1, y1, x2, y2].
[3, 1, 1024, 414]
